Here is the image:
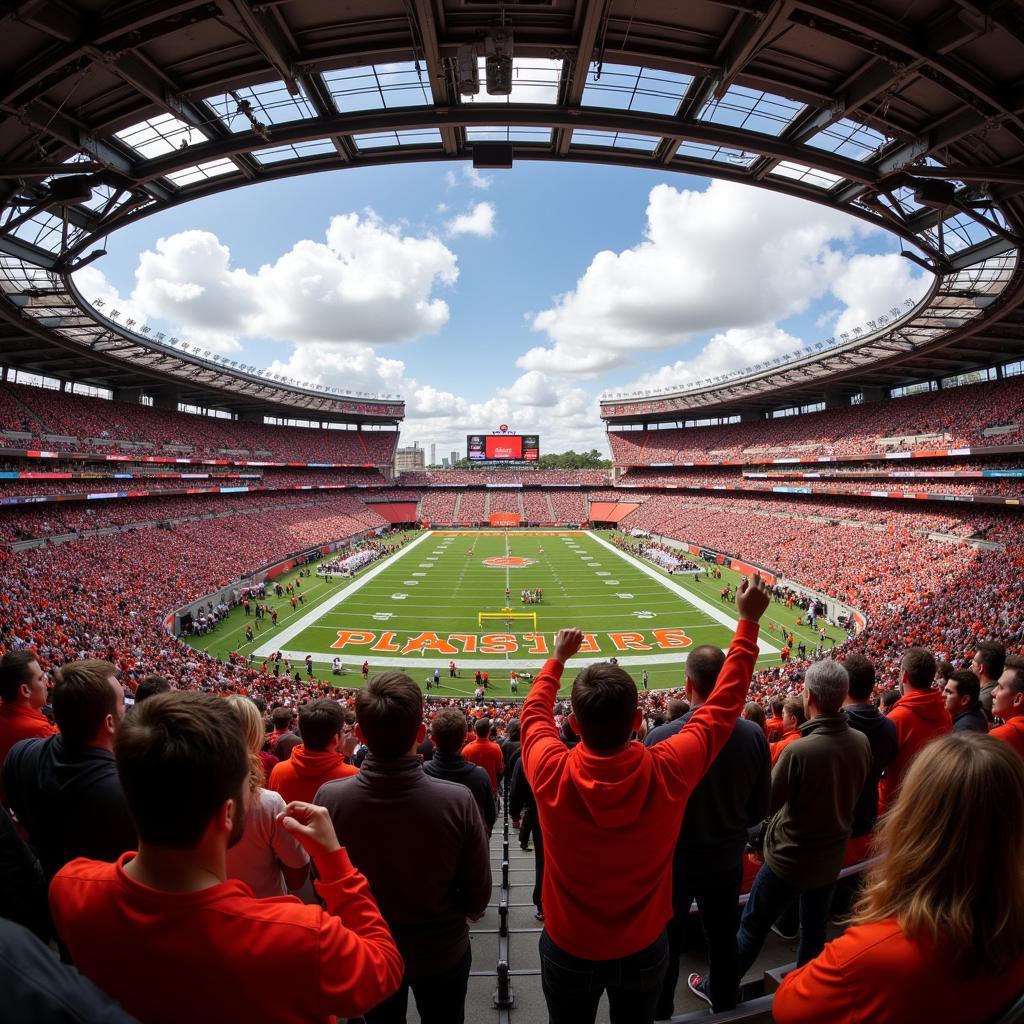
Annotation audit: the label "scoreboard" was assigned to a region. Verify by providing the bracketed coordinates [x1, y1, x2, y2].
[467, 433, 540, 462]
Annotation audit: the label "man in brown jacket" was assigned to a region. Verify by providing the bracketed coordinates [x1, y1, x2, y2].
[316, 672, 491, 1024]
[735, 659, 871, 981]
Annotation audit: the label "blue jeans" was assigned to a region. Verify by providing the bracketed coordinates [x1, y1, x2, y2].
[736, 862, 835, 977]
[539, 929, 669, 1024]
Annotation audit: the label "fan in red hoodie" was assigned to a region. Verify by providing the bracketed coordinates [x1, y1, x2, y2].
[268, 699, 358, 805]
[878, 647, 952, 812]
[521, 575, 770, 1024]
[0, 651, 56, 797]
[990, 656, 1024, 759]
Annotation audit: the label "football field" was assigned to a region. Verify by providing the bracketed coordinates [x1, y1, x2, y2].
[184, 529, 844, 695]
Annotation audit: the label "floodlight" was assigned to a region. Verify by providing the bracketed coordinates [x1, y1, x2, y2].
[456, 45, 480, 95]
[484, 28, 513, 95]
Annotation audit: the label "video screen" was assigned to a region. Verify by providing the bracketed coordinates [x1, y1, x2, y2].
[467, 434, 539, 462]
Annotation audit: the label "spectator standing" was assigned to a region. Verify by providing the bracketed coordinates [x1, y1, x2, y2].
[509, 754, 543, 915]
[423, 709, 496, 835]
[841, 653, 897, 858]
[317, 672, 490, 1024]
[224, 696, 309, 897]
[266, 707, 296, 756]
[48, 691, 402, 1024]
[990, 656, 1024, 758]
[942, 668, 988, 733]
[132, 675, 171, 704]
[736, 660, 871, 975]
[973, 640, 1006, 723]
[3, 660, 134, 879]
[462, 717, 504, 796]
[879, 648, 952, 812]
[773, 733, 1024, 1024]
[521, 576, 769, 1024]
[267, 699, 357, 805]
[0, 651, 56, 784]
[645, 644, 771, 1015]
[769, 698, 805, 766]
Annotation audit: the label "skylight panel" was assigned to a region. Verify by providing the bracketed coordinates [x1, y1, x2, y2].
[323, 62, 431, 111]
[207, 81, 318, 128]
[466, 126, 552, 142]
[571, 129, 659, 151]
[676, 141, 758, 167]
[699, 85, 804, 136]
[353, 128, 443, 149]
[580, 64, 692, 114]
[462, 58, 562, 104]
[115, 114, 200, 158]
[164, 159, 236, 187]
[253, 140, 338, 164]
[770, 161, 844, 189]
[807, 118, 890, 161]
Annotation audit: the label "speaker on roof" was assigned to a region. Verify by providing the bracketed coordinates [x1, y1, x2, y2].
[473, 142, 513, 169]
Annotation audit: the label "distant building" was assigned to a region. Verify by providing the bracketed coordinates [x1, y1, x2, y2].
[395, 444, 425, 472]
[430, 443, 436, 466]
[442, 457, 450, 468]
[450, 450, 459, 466]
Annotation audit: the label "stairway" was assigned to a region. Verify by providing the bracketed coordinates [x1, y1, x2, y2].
[484, 491, 492, 517]
[516, 492, 524, 517]
[452, 490, 463, 524]
[544, 493, 555, 522]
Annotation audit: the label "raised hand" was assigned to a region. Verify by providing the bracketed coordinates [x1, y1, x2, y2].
[736, 573, 771, 623]
[278, 801, 342, 859]
[553, 627, 584, 663]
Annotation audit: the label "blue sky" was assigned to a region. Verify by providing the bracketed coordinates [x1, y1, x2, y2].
[80, 159, 930, 455]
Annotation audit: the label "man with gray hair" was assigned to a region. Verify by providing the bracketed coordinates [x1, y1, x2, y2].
[735, 659, 872, 981]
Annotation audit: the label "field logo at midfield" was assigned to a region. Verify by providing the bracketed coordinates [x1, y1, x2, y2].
[483, 556, 537, 568]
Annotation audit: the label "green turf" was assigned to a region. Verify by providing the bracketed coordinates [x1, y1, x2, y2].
[182, 529, 845, 695]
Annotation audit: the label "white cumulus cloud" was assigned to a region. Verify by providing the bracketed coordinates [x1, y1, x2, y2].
[446, 201, 496, 238]
[521, 180, 867, 377]
[829, 253, 930, 338]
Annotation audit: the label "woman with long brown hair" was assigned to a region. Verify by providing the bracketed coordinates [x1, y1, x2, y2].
[224, 695, 310, 898]
[774, 731, 1024, 1023]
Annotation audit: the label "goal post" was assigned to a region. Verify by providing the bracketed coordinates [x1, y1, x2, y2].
[478, 608, 537, 632]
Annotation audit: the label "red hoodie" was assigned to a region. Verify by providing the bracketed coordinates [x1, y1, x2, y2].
[521, 619, 759, 960]
[774, 917, 1024, 1024]
[879, 689, 952, 811]
[990, 713, 1024, 760]
[268, 745, 357, 805]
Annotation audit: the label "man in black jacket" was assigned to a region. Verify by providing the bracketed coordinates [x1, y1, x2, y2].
[645, 644, 770, 1016]
[316, 673, 490, 1024]
[841, 653, 898, 839]
[423, 709, 496, 834]
[942, 668, 989, 733]
[3, 660, 134, 880]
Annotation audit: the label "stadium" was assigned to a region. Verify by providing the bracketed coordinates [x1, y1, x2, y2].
[1, 1, 1023, 1023]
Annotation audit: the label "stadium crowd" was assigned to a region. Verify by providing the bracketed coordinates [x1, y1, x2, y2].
[608, 374, 1024, 464]
[0, 380, 399, 463]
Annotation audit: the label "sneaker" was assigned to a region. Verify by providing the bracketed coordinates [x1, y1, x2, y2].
[687, 973, 712, 1009]
[520, 844, 533, 852]
[771, 922, 799, 941]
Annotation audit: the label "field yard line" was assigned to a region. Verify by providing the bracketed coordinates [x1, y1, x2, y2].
[587, 532, 779, 654]
[252, 531, 432, 658]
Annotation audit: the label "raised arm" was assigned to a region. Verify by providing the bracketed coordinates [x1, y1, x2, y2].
[521, 628, 582, 798]
[650, 575, 770, 791]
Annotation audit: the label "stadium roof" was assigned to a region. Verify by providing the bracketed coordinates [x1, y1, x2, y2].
[1, 0, 1022, 421]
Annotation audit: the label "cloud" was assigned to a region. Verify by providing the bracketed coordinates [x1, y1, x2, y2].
[625, 325, 807, 392]
[78, 212, 459, 351]
[829, 253, 930, 338]
[521, 180, 866, 377]
[446, 201, 496, 238]
[446, 166, 492, 190]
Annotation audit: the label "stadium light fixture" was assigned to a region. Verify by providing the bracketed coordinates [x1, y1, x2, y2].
[456, 44, 480, 95]
[484, 28, 513, 96]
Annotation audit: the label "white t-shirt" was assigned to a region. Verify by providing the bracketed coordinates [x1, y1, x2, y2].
[226, 787, 309, 898]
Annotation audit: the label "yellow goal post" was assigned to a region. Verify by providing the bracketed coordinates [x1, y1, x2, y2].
[478, 608, 537, 631]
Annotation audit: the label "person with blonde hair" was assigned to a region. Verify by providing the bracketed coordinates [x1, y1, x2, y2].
[225, 695, 309, 897]
[774, 732, 1024, 1023]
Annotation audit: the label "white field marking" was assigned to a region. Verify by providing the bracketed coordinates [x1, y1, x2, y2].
[587, 531, 780, 654]
[279, 651, 696, 671]
[252, 530, 432, 657]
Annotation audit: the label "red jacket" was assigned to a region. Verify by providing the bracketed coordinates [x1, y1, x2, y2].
[770, 728, 800, 766]
[461, 737, 504, 793]
[49, 849, 404, 1024]
[878, 689, 951, 811]
[991, 713, 1024, 760]
[0, 702, 56, 771]
[268, 745, 357, 805]
[774, 917, 1024, 1024]
[522, 619, 759, 960]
